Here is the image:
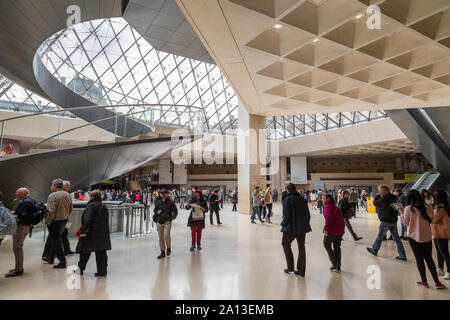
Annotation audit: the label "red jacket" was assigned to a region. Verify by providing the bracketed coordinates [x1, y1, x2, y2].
[323, 203, 345, 235]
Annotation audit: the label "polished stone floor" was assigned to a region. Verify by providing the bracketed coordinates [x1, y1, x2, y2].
[0, 203, 449, 300]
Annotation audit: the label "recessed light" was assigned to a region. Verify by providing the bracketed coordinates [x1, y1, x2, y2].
[353, 13, 364, 20]
[272, 24, 283, 30]
[312, 38, 319, 43]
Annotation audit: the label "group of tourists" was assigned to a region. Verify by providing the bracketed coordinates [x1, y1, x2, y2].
[0, 179, 111, 278]
[277, 182, 449, 290]
[1, 177, 449, 292]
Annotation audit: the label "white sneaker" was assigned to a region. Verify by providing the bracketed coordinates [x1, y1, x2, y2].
[437, 268, 445, 276]
[443, 272, 450, 280]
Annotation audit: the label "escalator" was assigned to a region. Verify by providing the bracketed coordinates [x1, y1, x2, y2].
[387, 106, 450, 190]
[403, 171, 441, 194]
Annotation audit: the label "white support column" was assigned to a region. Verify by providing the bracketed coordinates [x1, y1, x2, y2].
[237, 102, 267, 214]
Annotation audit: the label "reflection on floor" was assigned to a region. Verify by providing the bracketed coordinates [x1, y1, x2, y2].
[0, 203, 449, 300]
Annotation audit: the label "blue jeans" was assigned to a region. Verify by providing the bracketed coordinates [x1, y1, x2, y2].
[180, 198, 185, 209]
[400, 222, 407, 238]
[372, 221, 406, 258]
[360, 199, 366, 211]
[251, 206, 263, 222]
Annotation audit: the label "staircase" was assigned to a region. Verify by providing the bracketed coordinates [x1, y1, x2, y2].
[129, 180, 142, 192]
[403, 171, 441, 193]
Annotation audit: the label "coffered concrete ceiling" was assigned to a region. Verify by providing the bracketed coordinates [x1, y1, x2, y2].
[176, 0, 450, 116]
[302, 139, 419, 157]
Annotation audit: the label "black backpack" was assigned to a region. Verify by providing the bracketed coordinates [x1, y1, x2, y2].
[30, 202, 48, 225]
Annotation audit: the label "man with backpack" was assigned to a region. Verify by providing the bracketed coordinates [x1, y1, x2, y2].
[367, 185, 406, 261]
[44, 179, 73, 269]
[5, 188, 35, 277]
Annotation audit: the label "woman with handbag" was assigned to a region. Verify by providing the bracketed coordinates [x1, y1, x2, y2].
[402, 189, 446, 289]
[323, 194, 345, 272]
[185, 190, 208, 252]
[338, 190, 363, 241]
[76, 190, 111, 276]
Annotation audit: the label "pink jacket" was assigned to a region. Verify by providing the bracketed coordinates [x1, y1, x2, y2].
[323, 203, 345, 235]
[401, 204, 433, 243]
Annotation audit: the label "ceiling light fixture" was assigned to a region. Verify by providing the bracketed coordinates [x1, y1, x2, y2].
[353, 13, 364, 21]
[312, 38, 319, 43]
[272, 24, 283, 30]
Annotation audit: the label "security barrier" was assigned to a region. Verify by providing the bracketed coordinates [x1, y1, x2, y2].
[124, 203, 152, 238]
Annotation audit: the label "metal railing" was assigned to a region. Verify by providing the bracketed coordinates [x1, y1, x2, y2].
[124, 203, 152, 238]
[0, 103, 203, 159]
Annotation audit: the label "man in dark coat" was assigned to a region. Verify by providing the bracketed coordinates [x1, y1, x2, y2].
[281, 183, 312, 277]
[77, 190, 111, 276]
[231, 190, 238, 212]
[208, 190, 222, 225]
[153, 189, 178, 259]
[367, 185, 406, 260]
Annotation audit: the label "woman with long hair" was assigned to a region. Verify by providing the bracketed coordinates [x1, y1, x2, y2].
[402, 189, 446, 289]
[432, 189, 450, 280]
[421, 189, 434, 206]
[185, 190, 208, 251]
[336, 189, 343, 205]
[322, 194, 345, 273]
[264, 187, 273, 223]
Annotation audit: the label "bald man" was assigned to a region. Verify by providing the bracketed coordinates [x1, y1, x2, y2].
[5, 188, 37, 277]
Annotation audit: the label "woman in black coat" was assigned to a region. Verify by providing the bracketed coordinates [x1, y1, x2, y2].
[77, 190, 112, 276]
[185, 190, 208, 251]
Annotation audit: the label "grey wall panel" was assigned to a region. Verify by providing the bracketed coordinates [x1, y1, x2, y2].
[424, 107, 450, 146]
[6, 162, 52, 196]
[58, 152, 90, 187]
[30, 156, 70, 183]
[0, 136, 193, 207]
[86, 147, 116, 183]
[387, 107, 450, 184]
[124, 0, 214, 64]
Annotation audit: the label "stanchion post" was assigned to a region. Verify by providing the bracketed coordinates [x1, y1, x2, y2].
[139, 206, 144, 236]
[126, 206, 131, 238]
[145, 206, 150, 234]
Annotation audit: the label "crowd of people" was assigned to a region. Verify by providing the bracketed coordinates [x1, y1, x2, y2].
[277, 182, 449, 290]
[1, 178, 449, 292]
[0, 179, 111, 278]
